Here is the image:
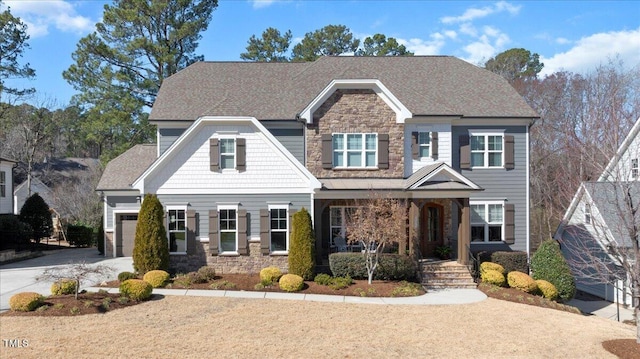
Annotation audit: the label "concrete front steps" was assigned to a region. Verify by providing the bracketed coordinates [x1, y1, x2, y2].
[420, 259, 477, 290]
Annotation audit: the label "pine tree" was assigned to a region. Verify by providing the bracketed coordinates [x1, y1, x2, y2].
[132, 194, 169, 274]
[288, 208, 315, 280]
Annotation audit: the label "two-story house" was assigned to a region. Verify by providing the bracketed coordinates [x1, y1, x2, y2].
[97, 56, 538, 274]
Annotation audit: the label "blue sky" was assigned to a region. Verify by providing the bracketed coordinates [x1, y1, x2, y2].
[2, 0, 639, 107]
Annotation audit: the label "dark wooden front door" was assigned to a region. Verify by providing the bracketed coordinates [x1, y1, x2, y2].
[421, 204, 443, 258]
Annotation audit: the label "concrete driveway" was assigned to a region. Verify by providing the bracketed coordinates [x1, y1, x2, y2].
[0, 248, 133, 311]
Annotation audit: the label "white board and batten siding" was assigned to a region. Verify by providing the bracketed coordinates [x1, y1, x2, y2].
[146, 124, 314, 195]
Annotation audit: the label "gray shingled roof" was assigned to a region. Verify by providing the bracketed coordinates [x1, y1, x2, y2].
[583, 181, 640, 247]
[150, 56, 538, 121]
[96, 144, 157, 191]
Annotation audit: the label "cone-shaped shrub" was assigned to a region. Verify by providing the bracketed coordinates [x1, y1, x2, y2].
[530, 240, 576, 302]
[19, 193, 52, 243]
[288, 208, 315, 280]
[132, 194, 169, 274]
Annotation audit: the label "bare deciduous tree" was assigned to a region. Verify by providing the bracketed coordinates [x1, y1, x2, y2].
[36, 261, 114, 300]
[345, 193, 407, 284]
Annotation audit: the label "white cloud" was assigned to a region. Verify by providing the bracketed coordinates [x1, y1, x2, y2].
[443, 30, 457, 40]
[5, 0, 93, 37]
[459, 23, 478, 37]
[251, 0, 275, 9]
[398, 34, 446, 55]
[540, 28, 640, 76]
[555, 37, 571, 45]
[440, 1, 521, 24]
[461, 27, 511, 65]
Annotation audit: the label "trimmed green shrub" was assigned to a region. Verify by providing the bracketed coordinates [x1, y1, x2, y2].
[329, 253, 417, 281]
[119, 279, 153, 301]
[328, 276, 353, 290]
[536, 279, 559, 301]
[19, 193, 53, 244]
[481, 269, 506, 287]
[118, 271, 137, 282]
[491, 251, 529, 274]
[193, 266, 216, 283]
[288, 208, 315, 280]
[0, 214, 33, 251]
[480, 261, 505, 275]
[530, 240, 576, 302]
[143, 270, 170, 288]
[9, 292, 44, 312]
[132, 194, 169, 274]
[507, 271, 538, 293]
[51, 279, 78, 295]
[260, 266, 283, 285]
[66, 224, 95, 247]
[279, 274, 304, 292]
[314, 273, 333, 286]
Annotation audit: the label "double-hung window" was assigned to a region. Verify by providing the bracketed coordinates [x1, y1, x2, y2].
[333, 133, 377, 168]
[632, 159, 638, 179]
[418, 132, 431, 158]
[470, 133, 503, 168]
[269, 206, 288, 253]
[471, 202, 504, 242]
[219, 207, 237, 253]
[0, 171, 5, 197]
[220, 138, 236, 170]
[167, 208, 186, 253]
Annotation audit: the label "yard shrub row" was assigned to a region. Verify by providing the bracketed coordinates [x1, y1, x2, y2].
[0, 214, 33, 251]
[328, 253, 417, 281]
[66, 225, 95, 247]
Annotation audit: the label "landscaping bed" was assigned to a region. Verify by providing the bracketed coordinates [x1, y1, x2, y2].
[0, 291, 142, 317]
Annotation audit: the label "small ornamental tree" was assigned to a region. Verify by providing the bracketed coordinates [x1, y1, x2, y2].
[288, 207, 315, 280]
[19, 193, 52, 244]
[345, 193, 407, 284]
[132, 194, 169, 274]
[530, 239, 576, 302]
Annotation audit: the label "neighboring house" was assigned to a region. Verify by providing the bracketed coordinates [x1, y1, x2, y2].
[97, 56, 538, 274]
[0, 157, 17, 215]
[555, 118, 640, 306]
[13, 177, 55, 215]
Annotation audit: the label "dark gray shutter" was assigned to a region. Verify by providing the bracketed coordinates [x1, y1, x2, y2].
[260, 209, 270, 254]
[210, 138, 219, 171]
[504, 135, 514, 170]
[431, 132, 438, 159]
[237, 209, 248, 255]
[236, 138, 246, 172]
[378, 134, 389, 169]
[459, 135, 470, 170]
[321, 134, 333, 169]
[504, 204, 515, 244]
[186, 209, 196, 255]
[209, 210, 219, 255]
[411, 132, 419, 160]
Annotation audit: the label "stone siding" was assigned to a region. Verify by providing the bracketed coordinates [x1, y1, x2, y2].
[307, 89, 404, 178]
[169, 242, 289, 274]
[105, 232, 114, 258]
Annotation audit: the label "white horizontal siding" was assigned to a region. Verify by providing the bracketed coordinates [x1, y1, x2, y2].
[147, 124, 311, 194]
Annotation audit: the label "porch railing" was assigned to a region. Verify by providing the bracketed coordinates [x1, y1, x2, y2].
[467, 245, 479, 283]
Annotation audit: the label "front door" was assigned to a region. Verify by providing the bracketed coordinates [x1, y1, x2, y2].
[421, 204, 443, 258]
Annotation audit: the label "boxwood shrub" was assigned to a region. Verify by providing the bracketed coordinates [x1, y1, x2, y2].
[491, 251, 529, 274]
[329, 253, 416, 281]
[119, 279, 153, 301]
[143, 270, 170, 288]
[279, 274, 304, 292]
[9, 292, 44, 312]
[66, 224, 95, 247]
[51, 279, 78, 295]
[507, 271, 538, 294]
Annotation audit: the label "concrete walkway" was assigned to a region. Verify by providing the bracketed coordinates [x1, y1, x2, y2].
[568, 298, 635, 323]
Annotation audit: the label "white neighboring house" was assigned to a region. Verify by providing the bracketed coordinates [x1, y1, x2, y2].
[13, 177, 55, 215]
[0, 157, 17, 215]
[555, 118, 640, 307]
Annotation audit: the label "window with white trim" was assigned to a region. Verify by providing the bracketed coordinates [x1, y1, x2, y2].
[330, 206, 359, 246]
[584, 203, 592, 224]
[219, 206, 237, 253]
[632, 158, 638, 179]
[0, 171, 5, 197]
[333, 133, 377, 168]
[470, 133, 503, 168]
[269, 206, 288, 253]
[471, 202, 504, 242]
[220, 138, 236, 170]
[418, 132, 431, 158]
[167, 208, 186, 253]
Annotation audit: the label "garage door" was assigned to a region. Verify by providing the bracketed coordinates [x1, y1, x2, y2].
[116, 214, 138, 257]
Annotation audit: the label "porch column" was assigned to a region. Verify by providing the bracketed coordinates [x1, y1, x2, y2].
[457, 198, 470, 265]
[407, 200, 420, 256]
[313, 199, 324, 264]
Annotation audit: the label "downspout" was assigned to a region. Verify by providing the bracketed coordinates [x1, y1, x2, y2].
[526, 119, 533, 267]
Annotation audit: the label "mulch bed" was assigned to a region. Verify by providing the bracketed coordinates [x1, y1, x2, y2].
[602, 339, 640, 359]
[0, 291, 142, 317]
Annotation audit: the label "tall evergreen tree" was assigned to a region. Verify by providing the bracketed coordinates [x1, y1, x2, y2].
[355, 34, 414, 56]
[133, 194, 169, 274]
[240, 27, 292, 62]
[291, 24, 359, 62]
[0, 2, 35, 102]
[288, 208, 315, 280]
[19, 193, 52, 244]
